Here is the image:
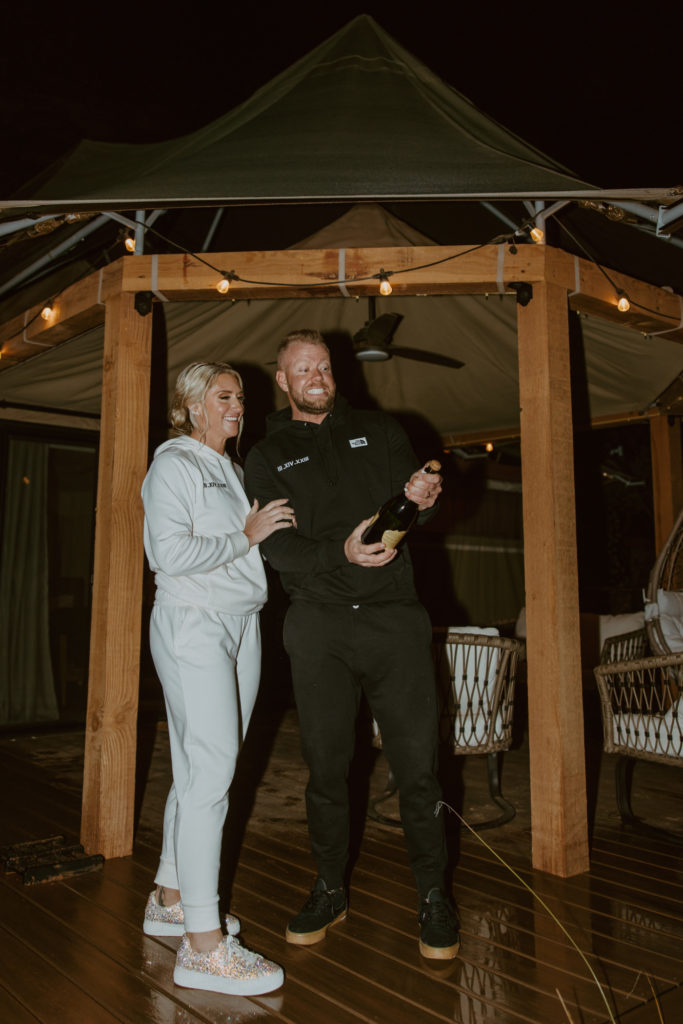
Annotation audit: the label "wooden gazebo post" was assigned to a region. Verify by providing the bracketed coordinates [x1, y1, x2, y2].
[80, 291, 153, 858]
[650, 412, 683, 552]
[517, 279, 589, 876]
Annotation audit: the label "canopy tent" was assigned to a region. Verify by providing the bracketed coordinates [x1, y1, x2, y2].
[2, 13, 682, 327]
[8, 15, 597, 209]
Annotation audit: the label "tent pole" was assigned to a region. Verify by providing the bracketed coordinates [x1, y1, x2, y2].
[202, 208, 225, 250]
[80, 290, 152, 859]
[517, 277, 589, 877]
[0, 215, 110, 299]
[134, 210, 146, 255]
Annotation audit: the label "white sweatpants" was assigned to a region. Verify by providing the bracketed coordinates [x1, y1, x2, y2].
[149, 603, 261, 933]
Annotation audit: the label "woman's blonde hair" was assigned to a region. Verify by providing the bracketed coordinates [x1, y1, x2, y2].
[170, 361, 244, 448]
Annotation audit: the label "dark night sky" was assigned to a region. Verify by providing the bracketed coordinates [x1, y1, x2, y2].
[1, 2, 681, 198]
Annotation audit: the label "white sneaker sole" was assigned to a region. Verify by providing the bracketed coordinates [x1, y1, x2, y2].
[173, 964, 284, 995]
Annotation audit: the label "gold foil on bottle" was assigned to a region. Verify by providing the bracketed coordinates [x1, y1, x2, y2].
[381, 528, 407, 549]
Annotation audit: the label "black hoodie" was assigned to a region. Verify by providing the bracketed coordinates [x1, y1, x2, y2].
[244, 396, 431, 605]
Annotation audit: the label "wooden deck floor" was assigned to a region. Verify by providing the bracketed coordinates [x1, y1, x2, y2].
[1, 695, 682, 1024]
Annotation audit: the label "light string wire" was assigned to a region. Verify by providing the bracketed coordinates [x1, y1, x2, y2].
[124, 217, 493, 288]
[2, 207, 681, 353]
[554, 218, 682, 324]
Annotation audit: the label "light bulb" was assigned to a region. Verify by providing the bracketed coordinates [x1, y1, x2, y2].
[40, 303, 54, 321]
[617, 293, 630, 313]
[124, 234, 136, 253]
[216, 276, 231, 295]
[485, 442, 494, 453]
[378, 272, 392, 296]
[529, 225, 544, 243]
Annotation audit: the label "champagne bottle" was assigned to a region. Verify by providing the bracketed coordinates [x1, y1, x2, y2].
[361, 460, 441, 549]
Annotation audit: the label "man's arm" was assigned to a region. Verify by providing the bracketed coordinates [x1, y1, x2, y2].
[244, 447, 348, 574]
[384, 416, 442, 521]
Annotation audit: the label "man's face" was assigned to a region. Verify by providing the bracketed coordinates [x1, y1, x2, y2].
[276, 342, 336, 420]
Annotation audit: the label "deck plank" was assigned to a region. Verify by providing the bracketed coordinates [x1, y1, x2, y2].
[0, 918, 121, 1024]
[1, 715, 682, 1024]
[0, 984, 42, 1024]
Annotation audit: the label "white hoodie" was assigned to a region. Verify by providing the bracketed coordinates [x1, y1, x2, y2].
[142, 435, 267, 615]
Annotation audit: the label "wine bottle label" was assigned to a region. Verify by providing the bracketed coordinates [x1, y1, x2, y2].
[381, 528, 407, 549]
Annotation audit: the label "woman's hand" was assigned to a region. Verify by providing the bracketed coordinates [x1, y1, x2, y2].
[244, 498, 296, 547]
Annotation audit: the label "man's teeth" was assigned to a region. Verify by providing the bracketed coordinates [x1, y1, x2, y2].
[308, 388, 325, 394]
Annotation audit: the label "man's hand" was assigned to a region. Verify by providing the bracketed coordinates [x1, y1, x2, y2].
[344, 517, 398, 566]
[404, 467, 442, 510]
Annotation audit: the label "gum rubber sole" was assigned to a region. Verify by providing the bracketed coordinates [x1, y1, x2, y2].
[418, 938, 460, 960]
[285, 908, 347, 945]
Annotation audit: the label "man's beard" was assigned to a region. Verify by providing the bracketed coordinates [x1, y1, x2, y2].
[292, 390, 335, 416]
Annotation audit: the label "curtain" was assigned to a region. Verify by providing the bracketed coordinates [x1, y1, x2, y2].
[0, 439, 58, 723]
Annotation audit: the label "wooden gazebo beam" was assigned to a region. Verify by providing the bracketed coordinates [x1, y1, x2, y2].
[2, 245, 682, 363]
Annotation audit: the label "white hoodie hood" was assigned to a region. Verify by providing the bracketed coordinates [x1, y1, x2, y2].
[142, 435, 267, 615]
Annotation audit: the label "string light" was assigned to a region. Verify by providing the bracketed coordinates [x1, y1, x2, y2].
[378, 270, 393, 296]
[485, 442, 494, 452]
[40, 302, 54, 321]
[617, 291, 631, 313]
[124, 233, 136, 253]
[529, 225, 544, 243]
[216, 270, 237, 294]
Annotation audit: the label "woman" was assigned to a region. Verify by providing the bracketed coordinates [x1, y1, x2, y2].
[140, 361, 294, 996]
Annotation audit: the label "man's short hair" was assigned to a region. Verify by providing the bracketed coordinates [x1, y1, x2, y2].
[277, 329, 328, 368]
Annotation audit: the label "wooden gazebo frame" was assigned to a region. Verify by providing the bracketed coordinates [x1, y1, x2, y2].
[1, 241, 681, 878]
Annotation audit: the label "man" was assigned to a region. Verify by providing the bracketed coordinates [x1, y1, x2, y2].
[244, 328, 459, 960]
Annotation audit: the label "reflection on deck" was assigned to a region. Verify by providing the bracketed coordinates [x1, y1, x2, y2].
[0, 703, 681, 1023]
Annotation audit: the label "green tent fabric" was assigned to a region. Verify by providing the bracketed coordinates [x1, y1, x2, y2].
[17, 15, 596, 208]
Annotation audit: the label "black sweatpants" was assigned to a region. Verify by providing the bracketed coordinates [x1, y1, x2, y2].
[283, 599, 448, 898]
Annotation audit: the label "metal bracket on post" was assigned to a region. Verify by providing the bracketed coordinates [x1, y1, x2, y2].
[134, 291, 154, 317]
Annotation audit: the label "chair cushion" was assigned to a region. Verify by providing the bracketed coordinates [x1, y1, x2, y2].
[598, 611, 645, 648]
[644, 589, 683, 652]
[445, 627, 503, 746]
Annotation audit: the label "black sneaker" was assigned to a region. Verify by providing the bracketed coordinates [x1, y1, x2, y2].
[285, 878, 348, 945]
[418, 887, 460, 960]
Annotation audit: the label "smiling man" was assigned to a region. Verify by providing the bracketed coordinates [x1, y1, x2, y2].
[244, 328, 460, 961]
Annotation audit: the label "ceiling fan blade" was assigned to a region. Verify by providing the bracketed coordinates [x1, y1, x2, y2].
[389, 346, 465, 369]
[353, 312, 403, 347]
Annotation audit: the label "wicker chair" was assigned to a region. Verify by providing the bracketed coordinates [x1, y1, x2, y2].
[369, 627, 525, 830]
[594, 506, 683, 842]
[644, 504, 683, 656]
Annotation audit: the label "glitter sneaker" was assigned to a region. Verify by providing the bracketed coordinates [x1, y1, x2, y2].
[142, 891, 240, 937]
[173, 933, 284, 995]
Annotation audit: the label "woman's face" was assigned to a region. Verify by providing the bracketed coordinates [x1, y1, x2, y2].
[192, 372, 244, 452]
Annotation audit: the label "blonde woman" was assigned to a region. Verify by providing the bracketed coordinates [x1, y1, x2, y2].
[141, 361, 294, 995]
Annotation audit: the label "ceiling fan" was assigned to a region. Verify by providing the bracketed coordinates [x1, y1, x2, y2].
[352, 298, 464, 369]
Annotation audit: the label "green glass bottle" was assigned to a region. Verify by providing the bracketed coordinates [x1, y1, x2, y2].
[361, 460, 441, 549]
